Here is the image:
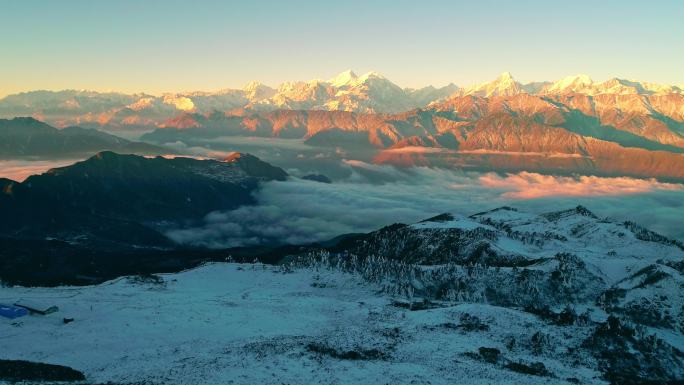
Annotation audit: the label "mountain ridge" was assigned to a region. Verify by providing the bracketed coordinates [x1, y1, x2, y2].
[0, 151, 288, 247]
[142, 92, 684, 181]
[2, 71, 681, 131]
[0, 117, 168, 159]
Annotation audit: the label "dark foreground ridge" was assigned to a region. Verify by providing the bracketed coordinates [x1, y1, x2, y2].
[0, 151, 287, 248]
[0, 359, 85, 382]
[0, 151, 289, 285]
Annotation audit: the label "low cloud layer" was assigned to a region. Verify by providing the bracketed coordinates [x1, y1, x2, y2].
[0, 159, 77, 182]
[480, 172, 683, 199]
[166, 163, 684, 248]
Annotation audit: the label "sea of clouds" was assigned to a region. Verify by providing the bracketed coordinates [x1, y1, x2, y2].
[165, 160, 684, 248]
[3, 151, 682, 248]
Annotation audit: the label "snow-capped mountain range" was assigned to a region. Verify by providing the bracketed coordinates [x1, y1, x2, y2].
[142, 89, 684, 181]
[5, 71, 684, 182]
[1, 70, 681, 130]
[455, 72, 684, 98]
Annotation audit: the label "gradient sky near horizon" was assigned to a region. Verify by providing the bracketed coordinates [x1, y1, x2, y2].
[1, 0, 682, 97]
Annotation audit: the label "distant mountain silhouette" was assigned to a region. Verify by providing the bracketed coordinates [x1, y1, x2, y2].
[0, 151, 287, 248]
[0, 117, 166, 158]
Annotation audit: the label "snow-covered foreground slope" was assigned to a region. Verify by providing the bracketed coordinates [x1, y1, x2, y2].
[2, 206, 683, 384]
[2, 263, 607, 385]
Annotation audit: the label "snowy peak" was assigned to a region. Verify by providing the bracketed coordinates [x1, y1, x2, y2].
[242, 80, 263, 91]
[161, 94, 195, 111]
[242, 81, 276, 101]
[327, 70, 390, 89]
[328, 69, 359, 87]
[357, 71, 386, 82]
[596, 77, 646, 95]
[461, 72, 522, 97]
[497, 71, 515, 82]
[455, 73, 682, 97]
[340, 70, 395, 90]
[541, 76, 683, 96]
[545, 74, 594, 93]
[2, 72, 683, 131]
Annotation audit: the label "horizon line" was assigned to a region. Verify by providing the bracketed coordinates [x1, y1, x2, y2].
[2, 70, 683, 99]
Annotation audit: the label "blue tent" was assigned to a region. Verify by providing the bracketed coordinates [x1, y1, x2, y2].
[0, 304, 28, 319]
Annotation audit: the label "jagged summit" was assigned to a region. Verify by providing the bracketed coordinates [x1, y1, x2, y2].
[358, 70, 385, 80]
[497, 71, 515, 81]
[328, 69, 359, 87]
[329, 70, 388, 88]
[460, 72, 521, 97]
[544, 74, 594, 93]
[242, 80, 265, 90]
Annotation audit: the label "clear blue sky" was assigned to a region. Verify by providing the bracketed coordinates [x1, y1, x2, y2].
[1, 0, 682, 96]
